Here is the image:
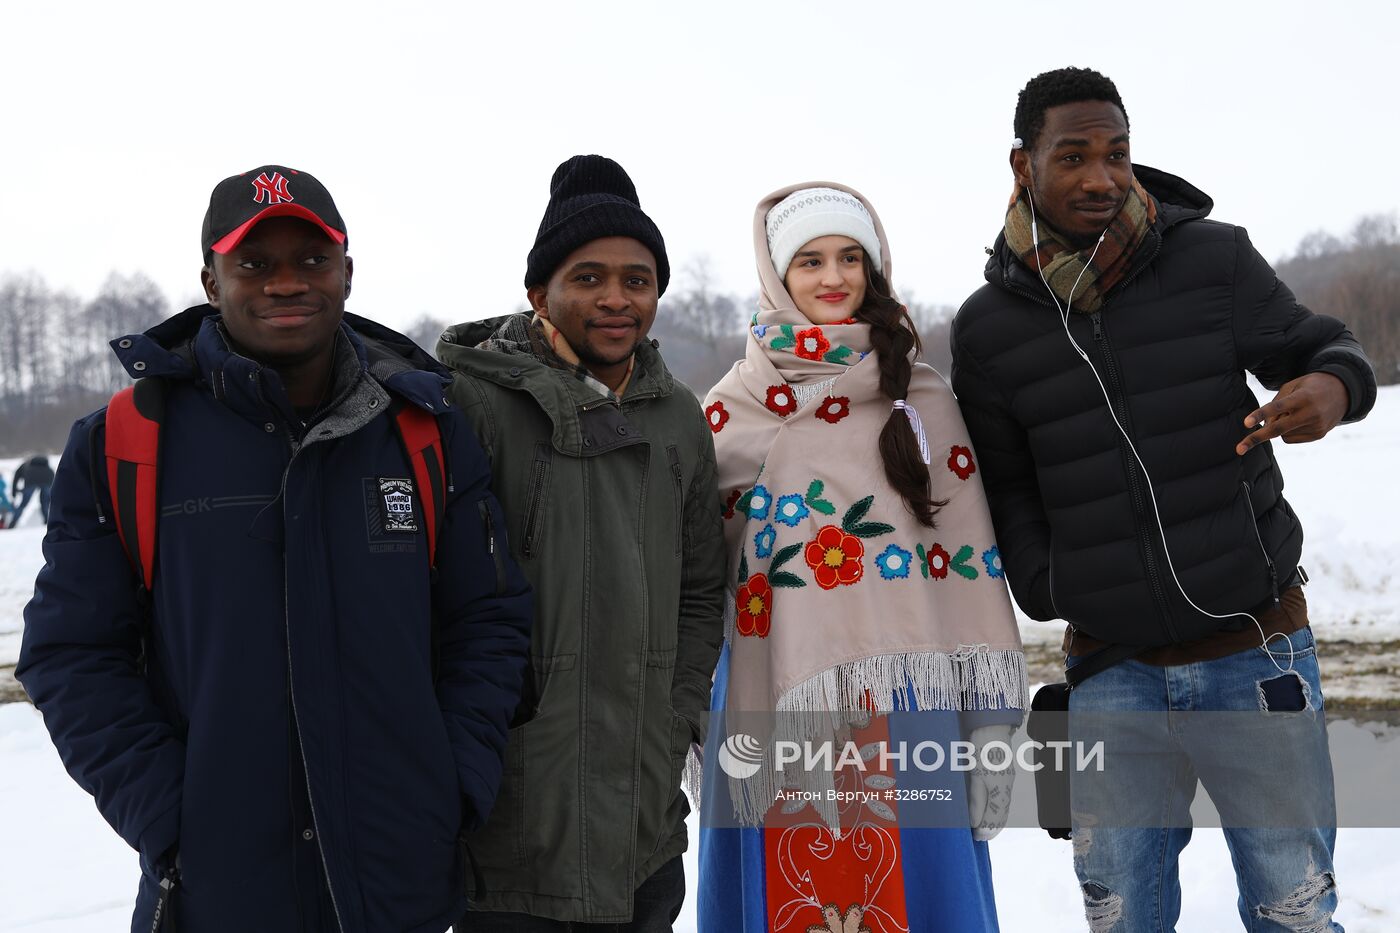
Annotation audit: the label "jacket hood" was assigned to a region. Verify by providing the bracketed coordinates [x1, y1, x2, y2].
[752, 181, 895, 327]
[111, 304, 451, 416]
[984, 163, 1213, 291]
[437, 312, 674, 407]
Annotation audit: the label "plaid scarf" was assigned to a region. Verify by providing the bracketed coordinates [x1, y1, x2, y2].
[1003, 176, 1157, 313]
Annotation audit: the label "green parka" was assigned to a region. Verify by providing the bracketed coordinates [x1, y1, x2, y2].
[436, 314, 725, 923]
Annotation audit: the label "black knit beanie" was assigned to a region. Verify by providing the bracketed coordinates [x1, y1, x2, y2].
[524, 154, 670, 296]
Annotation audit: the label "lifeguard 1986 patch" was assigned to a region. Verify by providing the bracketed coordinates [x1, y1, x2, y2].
[377, 478, 418, 532]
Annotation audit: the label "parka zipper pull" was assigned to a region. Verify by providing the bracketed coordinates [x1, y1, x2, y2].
[1091, 311, 1103, 341]
[150, 866, 179, 932]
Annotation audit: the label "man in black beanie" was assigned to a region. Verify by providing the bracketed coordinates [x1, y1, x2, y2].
[438, 155, 725, 931]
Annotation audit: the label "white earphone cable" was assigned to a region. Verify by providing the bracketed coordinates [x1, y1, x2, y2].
[1024, 185, 1295, 675]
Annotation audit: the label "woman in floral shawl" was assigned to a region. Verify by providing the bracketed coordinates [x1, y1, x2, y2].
[695, 183, 1027, 933]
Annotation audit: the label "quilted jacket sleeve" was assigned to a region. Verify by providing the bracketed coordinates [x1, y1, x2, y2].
[16, 415, 185, 869]
[951, 314, 1058, 622]
[430, 410, 533, 830]
[1231, 226, 1377, 423]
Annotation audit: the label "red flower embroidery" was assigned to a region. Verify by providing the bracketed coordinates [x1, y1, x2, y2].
[723, 489, 743, 520]
[815, 396, 851, 424]
[793, 327, 831, 361]
[765, 384, 797, 416]
[926, 543, 951, 580]
[706, 400, 729, 433]
[804, 524, 865, 590]
[947, 445, 976, 480]
[736, 573, 773, 637]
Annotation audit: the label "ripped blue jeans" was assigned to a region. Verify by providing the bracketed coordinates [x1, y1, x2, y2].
[1066, 625, 1341, 932]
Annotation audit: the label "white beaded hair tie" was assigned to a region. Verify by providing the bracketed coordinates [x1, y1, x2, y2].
[892, 400, 931, 464]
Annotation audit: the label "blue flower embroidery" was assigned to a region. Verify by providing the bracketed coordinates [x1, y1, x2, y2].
[774, 494, 810, 528]
[753, 324, 769, 337]
[748, 484, 772, 521]
[876, 543, 913, 580]
[754, 524, 777, 559]
[982, 546, 1004, 579]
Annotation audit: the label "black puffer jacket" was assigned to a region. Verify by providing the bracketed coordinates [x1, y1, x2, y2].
[951, 165, 1376, 646]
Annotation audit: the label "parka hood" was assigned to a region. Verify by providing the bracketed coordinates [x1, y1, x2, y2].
[437, 313, 674, 398]
[110, 304, 451, 416]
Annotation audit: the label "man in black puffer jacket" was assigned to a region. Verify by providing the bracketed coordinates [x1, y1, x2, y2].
[952, 68, 1375, 931]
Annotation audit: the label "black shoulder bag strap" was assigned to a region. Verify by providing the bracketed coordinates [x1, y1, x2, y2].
[1028, 640, 1143, 839]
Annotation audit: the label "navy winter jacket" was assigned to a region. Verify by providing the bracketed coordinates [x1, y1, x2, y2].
[17, 306, 533, 933]
[951, 166, 1376, 647]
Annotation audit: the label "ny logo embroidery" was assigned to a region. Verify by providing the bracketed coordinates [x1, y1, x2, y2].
[251, 172, 293, 205]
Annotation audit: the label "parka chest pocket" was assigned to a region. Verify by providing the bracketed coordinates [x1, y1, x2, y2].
[521, 443, 553, 559]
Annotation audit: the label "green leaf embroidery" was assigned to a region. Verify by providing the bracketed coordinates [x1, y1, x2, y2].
[770, 571, 807, 589]
[770, 337, 795, 351]
[950, 544, 979, 580]
[849, 521, 895, 539]
[770, 543, 801, 573]
[735, 489, 753, 517]
[916, 543, 929, 579]
[738, 551, 750, 584]
[823, 345, 853, 364]
[805, 479, 836, 515]
[842, 495, 874, 531]
[780, 324, 796, 341]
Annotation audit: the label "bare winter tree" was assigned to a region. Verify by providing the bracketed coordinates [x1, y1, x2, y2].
[1276, 212, 1400, 385]
[901, 291, 956, 376]
[403, 314, 451, 360]
[78, 272, 170, 394]
[651, 256, 749, 395]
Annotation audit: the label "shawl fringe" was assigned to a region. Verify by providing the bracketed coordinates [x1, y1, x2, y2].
[720, 645, 1028, 830]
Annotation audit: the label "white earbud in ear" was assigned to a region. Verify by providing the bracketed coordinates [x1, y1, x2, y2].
[1012, 137, 1024, 149]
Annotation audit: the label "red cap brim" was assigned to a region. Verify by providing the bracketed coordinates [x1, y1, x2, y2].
[210, 204, 347, 255]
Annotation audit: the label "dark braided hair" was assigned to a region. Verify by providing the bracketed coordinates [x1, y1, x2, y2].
[855, 262, 945, 527]
[1013, 67, 1128, 152]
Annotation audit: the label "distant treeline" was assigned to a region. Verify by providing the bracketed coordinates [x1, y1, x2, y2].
[2, 216, 1395, 456]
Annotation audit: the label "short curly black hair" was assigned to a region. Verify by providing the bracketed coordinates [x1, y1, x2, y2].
[1014, 67, 1128, 151]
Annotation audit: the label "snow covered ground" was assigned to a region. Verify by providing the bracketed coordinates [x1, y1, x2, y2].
[1, 386, 1396, 931]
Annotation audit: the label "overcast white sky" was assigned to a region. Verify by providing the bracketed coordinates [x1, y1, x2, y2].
[1, 0, 1395, 333]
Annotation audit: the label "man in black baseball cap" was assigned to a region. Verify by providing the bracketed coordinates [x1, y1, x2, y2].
[197, 164, 353, 407]
[18, 165, 533, 932]
[437, 155, 725, 931]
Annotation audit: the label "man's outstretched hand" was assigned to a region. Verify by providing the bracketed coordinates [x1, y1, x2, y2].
[1236, 372, 1350, 456]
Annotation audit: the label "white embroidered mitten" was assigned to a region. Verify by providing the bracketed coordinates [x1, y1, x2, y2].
[967, 724, 1016, 842]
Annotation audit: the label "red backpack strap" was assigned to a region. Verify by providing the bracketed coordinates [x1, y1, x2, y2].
[103, 378, 167, 592]
[392, 403, 446, 570]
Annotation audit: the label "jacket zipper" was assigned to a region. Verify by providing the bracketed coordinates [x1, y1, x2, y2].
[1003, 236, 1177, 634]
[478, 499, 507, 596]
[667, 446, 683, 557]
[281, 446, 347, 933]
[522, 443, 552, 558]
[1241, 481, 1281, 606]
[1089, 309, 1178, 640]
